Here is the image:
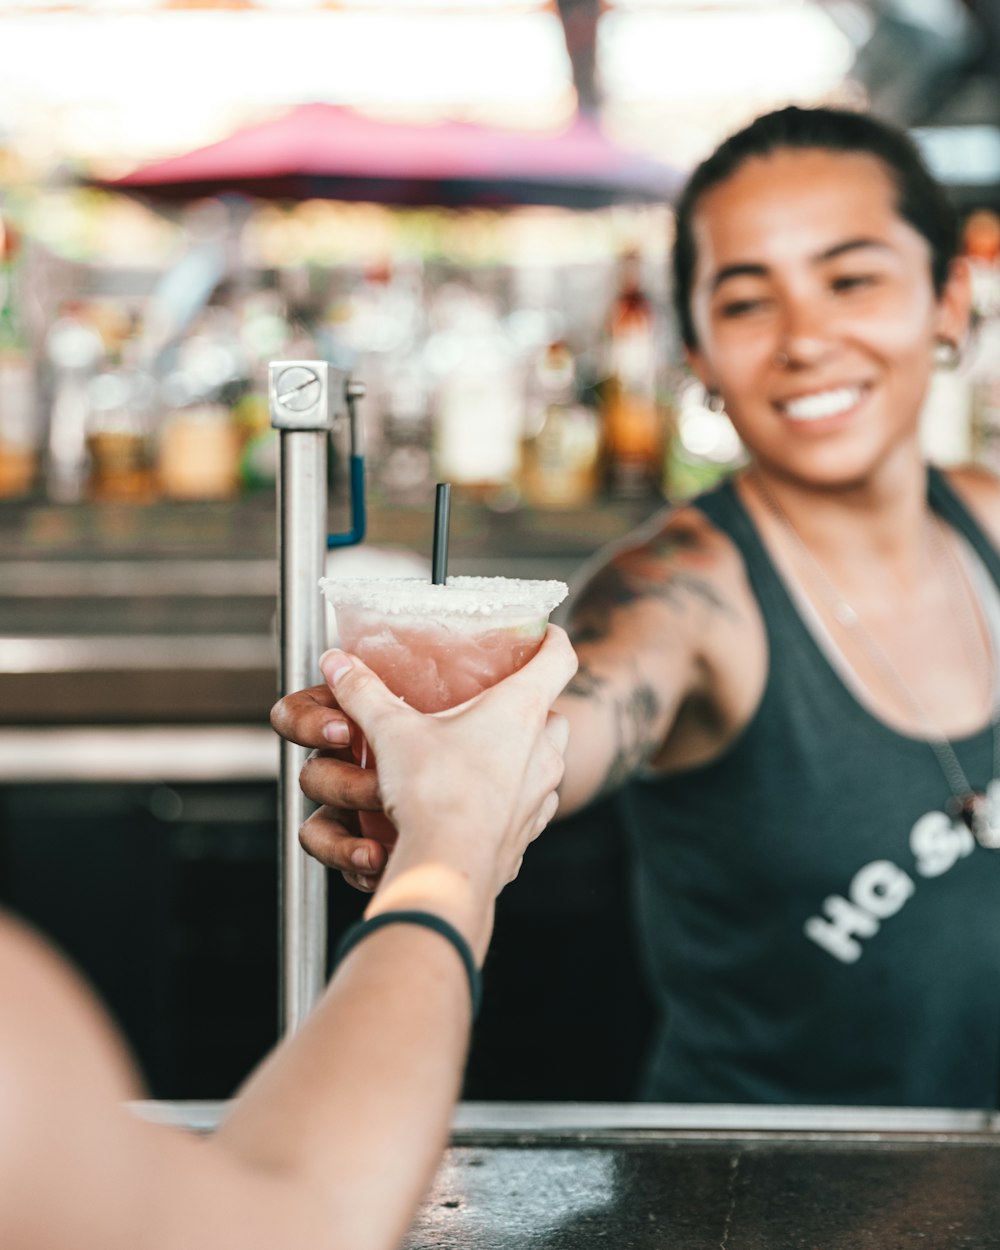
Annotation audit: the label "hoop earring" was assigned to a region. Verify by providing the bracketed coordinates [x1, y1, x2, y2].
[773, 349, 790, 368]
[934, 338, 961, 370]
[705, 390, 727, 415]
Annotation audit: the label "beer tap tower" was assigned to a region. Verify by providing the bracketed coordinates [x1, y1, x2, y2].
[268, 361, 366, 1033]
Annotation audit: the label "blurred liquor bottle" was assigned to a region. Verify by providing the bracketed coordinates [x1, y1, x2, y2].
[430, 286, 523, 504]
[600, 249, 664, 499]
[377, 348, 434, 505]
[962, 210, 1000, 474]
[86, 327, 157, 504]
[44, 302, 105, 503]
[520, 339, 601, 509]
[157, 402, 241, 502]
[0, 213, 38, 498]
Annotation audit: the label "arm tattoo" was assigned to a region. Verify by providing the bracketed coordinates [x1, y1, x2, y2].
[569, 530, 733, 647]
[563, 657, 664, 799]
[564, 522, 729, 797]
[597, 670, 663, 800]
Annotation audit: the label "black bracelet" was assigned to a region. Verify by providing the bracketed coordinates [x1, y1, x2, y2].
[334, 910, 482, 1019]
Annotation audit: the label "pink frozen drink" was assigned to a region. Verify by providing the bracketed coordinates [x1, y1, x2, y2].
[319, 575, 568, 844]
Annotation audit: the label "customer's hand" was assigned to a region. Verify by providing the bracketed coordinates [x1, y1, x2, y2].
[273, 627, 576, 949]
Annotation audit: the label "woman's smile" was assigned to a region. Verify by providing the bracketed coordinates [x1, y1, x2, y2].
[774, 381, 872, 426]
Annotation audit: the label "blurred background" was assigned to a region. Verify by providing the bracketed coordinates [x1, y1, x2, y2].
[3, 0, 1000, 1103]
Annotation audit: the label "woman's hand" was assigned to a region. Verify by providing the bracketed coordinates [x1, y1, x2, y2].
[270, 678, 388, 892]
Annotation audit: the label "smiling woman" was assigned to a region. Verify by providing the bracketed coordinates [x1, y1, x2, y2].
[589, 105, 1000, 1105]
[269, 103, 1000, 1111]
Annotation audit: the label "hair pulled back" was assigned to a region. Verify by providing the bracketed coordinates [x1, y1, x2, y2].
[672, 105, 959, 349]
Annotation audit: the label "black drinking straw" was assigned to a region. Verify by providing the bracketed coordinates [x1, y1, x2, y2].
[432, 482, 452, 585]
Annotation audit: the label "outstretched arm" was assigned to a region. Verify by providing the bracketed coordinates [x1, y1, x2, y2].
[555, 511, 732, 815]
[0, 908, 477, 1250]
[0, 628, 576, 1250]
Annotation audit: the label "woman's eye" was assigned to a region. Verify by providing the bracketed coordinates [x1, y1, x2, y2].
[718, 298, 767, 318]
[831, 273, 879, 293]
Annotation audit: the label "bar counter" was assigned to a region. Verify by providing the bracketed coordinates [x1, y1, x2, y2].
[136, 1102, 1000, 1247]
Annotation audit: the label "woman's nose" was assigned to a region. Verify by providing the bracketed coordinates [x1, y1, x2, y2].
[774, 301, 833, 368]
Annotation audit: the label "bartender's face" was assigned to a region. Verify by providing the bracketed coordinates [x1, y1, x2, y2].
[685, 146, 968, 488]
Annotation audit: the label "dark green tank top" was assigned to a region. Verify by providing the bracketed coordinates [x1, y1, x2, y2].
[624, 467, 1000, 1107]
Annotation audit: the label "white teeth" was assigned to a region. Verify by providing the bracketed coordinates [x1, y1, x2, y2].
[782, 386, 862, 421]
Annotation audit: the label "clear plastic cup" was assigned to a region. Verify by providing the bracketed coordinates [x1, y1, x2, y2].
[319, 575, 568, 846]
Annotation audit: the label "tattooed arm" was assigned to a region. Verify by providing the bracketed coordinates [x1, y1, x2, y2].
[265, 503, 754, 886]
[554, 507, 739, 815]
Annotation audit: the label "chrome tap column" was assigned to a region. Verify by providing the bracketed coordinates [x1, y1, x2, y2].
[269, 361, 344, 1033]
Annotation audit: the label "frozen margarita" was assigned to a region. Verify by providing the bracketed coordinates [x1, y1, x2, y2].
[319, 575, 568, 843]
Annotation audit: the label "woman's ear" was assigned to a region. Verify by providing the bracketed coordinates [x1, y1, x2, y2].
[685, 344, 716, 393]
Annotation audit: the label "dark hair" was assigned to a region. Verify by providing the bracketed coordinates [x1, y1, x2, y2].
[672, 105, 960, 349]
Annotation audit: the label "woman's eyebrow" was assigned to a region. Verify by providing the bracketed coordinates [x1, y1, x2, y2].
[710, 237, 892, 293]
[711, 262, 768, 292]
[817, 236, 892, 262]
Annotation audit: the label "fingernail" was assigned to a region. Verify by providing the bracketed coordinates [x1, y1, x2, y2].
[322, 720, 350, 745]
[351, 846, 371, 871]
[320, 650, 353, 686]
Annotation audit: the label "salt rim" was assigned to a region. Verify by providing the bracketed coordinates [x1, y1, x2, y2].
[319, 575, 568, 617]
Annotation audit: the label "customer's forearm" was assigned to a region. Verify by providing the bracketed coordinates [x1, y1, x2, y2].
[214, 923, 472, 1250]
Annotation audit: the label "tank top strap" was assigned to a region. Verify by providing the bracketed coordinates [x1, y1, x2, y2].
[928, 465, 1000, 588]
[694, 467, 1000, 598]
[689, 475, 771, 574]
[688, 474, 818, 647]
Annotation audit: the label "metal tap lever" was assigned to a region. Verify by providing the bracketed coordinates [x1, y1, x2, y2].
[328, 378, 367, 549]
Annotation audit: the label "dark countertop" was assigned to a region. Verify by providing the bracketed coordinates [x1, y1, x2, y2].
[411, 1105, 1000, 1249]
[409, 1138, 1000, 1248]
[134, 1102, 1000, 1249]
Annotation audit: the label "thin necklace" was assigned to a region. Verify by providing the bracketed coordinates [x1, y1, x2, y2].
[749, 470, 1000, 849]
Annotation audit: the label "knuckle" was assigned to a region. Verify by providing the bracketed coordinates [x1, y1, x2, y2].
[298, 752, 322, 795]
[542, 744, 565, 790]
[342, 664, 375, 699]
[518, 689, 547, 728]
[551, 751, 566, 788]
[298, 814, 323, 856]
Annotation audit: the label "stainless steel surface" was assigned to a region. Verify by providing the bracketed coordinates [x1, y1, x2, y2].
[132, 1099, 228, 1132]
[0, 726, 277, 781]
[451, 1100, 1000, 1140]
[346, 379, 366, 456]
[130, 1099, 1000, 1140]
[268, 360, 346, 431]
[273, 360, 342, 1035]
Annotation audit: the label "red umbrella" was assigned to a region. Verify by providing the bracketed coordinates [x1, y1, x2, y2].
[100, 102, 682, 209]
